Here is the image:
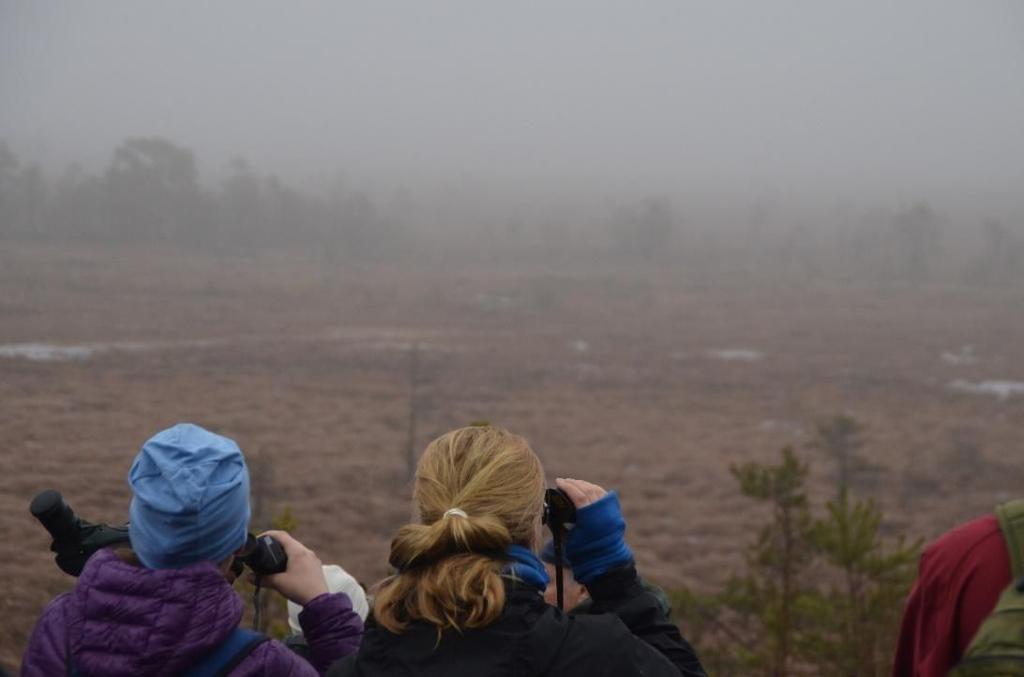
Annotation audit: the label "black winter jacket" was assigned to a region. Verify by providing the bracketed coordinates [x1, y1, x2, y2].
[326, 565, 706, 677]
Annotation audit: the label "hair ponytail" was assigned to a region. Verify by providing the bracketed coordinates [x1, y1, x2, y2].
[373, 426, 545, 635]
[388, 513, 512, 570]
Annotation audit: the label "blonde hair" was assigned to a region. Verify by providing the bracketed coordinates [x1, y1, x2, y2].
[373, 425, 545, 635]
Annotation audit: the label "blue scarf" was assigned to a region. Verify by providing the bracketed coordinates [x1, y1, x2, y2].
[502, 544, 549, 592]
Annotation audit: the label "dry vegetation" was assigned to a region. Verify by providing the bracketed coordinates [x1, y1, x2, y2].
[1, 242, 1022, 668]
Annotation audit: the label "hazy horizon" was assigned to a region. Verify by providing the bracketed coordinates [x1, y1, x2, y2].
[2, 1, 1022, 210]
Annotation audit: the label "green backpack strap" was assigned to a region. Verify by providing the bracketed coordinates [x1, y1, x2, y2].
[952, 579, 1024, 676]
[996, 499, 1024, 579]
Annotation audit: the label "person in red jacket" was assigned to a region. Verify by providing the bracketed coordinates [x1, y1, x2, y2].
[892, 513, 1012, 677]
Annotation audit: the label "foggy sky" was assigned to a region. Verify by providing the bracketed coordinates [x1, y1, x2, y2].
[2, 1, 1022, 204]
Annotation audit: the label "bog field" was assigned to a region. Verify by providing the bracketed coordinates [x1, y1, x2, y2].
[1, 243, 1022, 667]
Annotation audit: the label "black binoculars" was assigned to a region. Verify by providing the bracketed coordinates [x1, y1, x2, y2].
[232, 533, 288, 578]
[543, 488, 576, 611]
[543, 488, 576, 529]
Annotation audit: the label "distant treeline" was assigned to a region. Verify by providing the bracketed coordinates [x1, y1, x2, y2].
[0, 137, 399, 259]
[1, 136, 1022, 285]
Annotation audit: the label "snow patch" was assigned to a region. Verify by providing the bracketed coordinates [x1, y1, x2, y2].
[947, 379, 1024, 401]
[0, 341, 165, 361]
[0, 331, 444, 363]
[758, 419, 804, 434]
[707, 348, 764, 362]
[475, 293, 517, 311]
[0, 343, 99, 361]
[941, 345, 978, 366]
[568, 339, 590, 353]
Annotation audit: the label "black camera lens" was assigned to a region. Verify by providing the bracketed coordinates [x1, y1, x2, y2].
[30, 489, 130, 576]
[30, 490, 81, 544]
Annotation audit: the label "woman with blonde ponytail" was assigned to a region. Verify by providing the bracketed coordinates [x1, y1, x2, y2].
[327, 425, 706, 677]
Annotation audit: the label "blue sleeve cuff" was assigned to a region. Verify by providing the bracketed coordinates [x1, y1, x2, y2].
[564, 490, 634, 584]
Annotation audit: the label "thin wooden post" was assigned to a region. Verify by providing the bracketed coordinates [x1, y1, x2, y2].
[405, 342, 419, 480]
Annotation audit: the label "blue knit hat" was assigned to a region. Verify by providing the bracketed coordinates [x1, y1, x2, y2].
[128, 423, 250, 569]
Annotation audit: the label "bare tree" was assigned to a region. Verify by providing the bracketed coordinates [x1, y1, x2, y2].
[892, 201, 940, 282]
[104, 136, 204, 243]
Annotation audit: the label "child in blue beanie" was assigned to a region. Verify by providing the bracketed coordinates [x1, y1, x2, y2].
[23, 423, 363, 677]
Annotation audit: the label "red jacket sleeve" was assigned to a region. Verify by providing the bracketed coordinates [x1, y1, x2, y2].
[892, 514, 1012, 677]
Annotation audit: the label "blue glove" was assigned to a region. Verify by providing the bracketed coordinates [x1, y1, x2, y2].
[564, 491, 634, 584]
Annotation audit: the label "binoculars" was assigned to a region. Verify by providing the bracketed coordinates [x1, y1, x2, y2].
[543, 488, 576, 529]
[543, 488, 576, 610]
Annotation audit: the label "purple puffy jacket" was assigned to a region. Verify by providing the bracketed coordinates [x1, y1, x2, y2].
[21, 549, 363, 676]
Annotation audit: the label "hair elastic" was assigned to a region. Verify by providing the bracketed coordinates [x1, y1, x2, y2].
[443, 508, 468, 519]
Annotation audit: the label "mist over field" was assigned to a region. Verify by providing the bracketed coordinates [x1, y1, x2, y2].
[2, 0, 1024, 266]
[1, 2, 1023, 673]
